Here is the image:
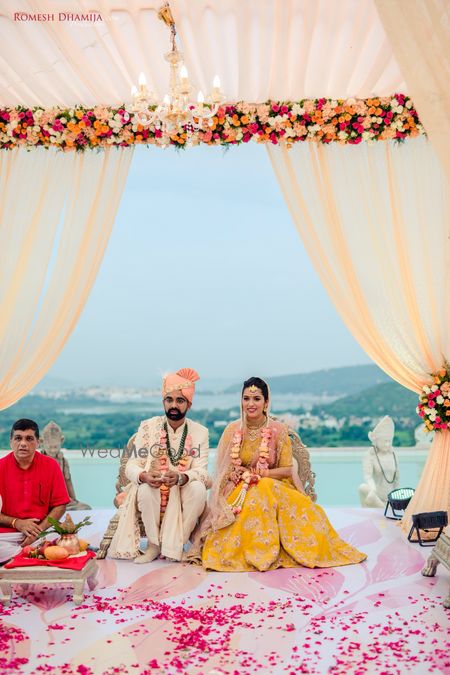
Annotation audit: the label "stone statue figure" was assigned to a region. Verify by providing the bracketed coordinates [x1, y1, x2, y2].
[414, 423, 434, 449]
[358, 415, 400, 508]
[41, 421, 91, 511]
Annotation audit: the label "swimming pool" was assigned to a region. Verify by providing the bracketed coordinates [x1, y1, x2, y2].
[66, 448, 427, 509]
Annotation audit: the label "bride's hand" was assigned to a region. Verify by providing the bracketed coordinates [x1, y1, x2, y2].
[229, 466, 245, 484]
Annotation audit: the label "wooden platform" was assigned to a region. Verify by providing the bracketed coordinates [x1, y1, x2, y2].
[0, 558, 99, 606]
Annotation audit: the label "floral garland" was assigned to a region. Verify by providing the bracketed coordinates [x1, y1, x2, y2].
[158, 424, 191, 517]
[416, 366, 450, 431]
[0, 94, 424, 152]
[229, 426, 272, 515]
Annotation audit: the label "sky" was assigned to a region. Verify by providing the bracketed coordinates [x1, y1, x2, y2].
[45, 142, 371, 389]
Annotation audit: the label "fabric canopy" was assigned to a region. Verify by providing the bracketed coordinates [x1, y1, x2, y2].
[375, 0, 450, 182]
[268, 136, 450, 525]
[0, 0, 407, 106]
[0, 146, 133, 410]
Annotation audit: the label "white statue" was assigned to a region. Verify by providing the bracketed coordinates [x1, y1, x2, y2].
[358, 416, 400, 508]
[414, 423, 434, 449]
[41, 421, 91, 511]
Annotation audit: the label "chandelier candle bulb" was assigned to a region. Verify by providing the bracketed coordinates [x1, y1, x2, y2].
[197, 90, 204, 105]
[138, 72, 147, 92]
[180, 65, 188, 82]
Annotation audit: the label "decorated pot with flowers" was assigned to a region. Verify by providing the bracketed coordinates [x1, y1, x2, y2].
[38, 514, 92, 555]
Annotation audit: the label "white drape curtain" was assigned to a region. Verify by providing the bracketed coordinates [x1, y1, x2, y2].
[0, 146, 133, 409]
[0, 0, 406, 106]
[268, 137, 450, 527]
[375, 0, 450, 182]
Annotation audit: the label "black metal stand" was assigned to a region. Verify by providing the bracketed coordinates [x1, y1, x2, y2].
[408, 511, 448, 546]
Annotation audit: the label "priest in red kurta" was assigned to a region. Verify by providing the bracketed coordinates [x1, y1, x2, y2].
[0, 418, 70, 562]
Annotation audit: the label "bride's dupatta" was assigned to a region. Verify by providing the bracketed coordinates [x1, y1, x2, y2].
[186, 417, 289, 564]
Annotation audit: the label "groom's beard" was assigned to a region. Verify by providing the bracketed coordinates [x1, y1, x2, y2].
[166, 408, 186, 421]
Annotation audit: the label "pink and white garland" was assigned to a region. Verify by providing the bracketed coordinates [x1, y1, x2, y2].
[229, 426, 272, 515]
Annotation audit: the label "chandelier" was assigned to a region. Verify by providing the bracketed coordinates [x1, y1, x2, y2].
[130, 2, 224, 139]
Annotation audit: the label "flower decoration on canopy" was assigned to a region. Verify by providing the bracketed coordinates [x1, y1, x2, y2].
[0, 94, 424, 152]
[416, 364, 450, 431]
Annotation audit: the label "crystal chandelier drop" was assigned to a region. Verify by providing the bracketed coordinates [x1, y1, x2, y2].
[130, 2, 224, 139]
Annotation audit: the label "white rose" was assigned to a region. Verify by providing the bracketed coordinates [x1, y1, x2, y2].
[431, 385, 438, 392]
[292, 104, 304, 116]
[436, 395, 444, 404]
[406, 100, 412, 109]
[423, 386, 431, 394]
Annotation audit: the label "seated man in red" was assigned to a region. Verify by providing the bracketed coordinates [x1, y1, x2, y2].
[0, 418, 70, 562]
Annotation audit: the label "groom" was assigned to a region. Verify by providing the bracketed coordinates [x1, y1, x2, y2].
[109, 368, 210, 563]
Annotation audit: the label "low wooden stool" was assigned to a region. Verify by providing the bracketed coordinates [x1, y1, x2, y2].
[0, 558, 99, 606]
[421, 532, 450, 609]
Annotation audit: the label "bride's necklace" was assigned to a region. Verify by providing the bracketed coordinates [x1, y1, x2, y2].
[245, 418, 266, 441]
[373, 445, 398, 484]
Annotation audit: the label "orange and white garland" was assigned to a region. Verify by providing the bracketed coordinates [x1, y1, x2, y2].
[229, 426, 272, 515]
[158, 426, 191, 518]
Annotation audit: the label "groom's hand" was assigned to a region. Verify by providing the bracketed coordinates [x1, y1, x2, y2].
[161, 470, 179, 487]
[140, 470, 163, 488]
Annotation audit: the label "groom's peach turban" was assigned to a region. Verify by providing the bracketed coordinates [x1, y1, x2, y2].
[162, 368, 200, 404]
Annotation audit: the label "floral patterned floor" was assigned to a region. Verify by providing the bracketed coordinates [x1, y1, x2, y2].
[1, 508, 449, 675]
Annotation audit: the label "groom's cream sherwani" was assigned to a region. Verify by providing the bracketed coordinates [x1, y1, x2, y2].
[109, 416, 209, 561]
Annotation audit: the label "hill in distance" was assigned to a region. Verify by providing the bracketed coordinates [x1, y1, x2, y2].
[225, 364, 391, 397]
[315, 381, 418, 419]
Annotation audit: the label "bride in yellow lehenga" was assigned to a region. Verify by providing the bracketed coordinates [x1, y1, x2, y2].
[187, 377, 366, 572]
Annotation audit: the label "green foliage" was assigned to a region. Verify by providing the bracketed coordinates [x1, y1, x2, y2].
[316, 381, 417, 418]
[38, 516, 92, 538]
[0, 375, 419, 450]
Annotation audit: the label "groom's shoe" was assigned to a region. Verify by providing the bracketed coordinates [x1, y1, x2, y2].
[134, 544, 160, 564]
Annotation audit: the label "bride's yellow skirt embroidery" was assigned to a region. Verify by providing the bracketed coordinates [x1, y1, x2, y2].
[202, 477, 367, 572]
